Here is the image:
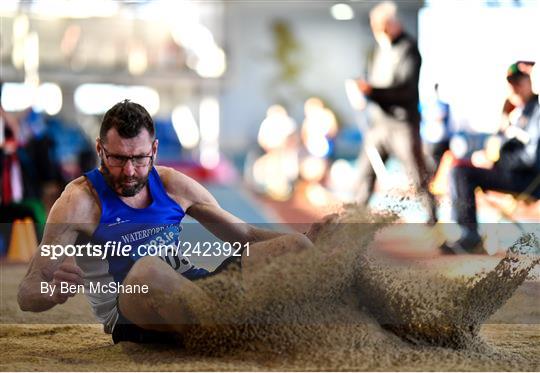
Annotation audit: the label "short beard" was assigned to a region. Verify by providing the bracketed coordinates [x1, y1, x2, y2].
[100, 159, 152, 197]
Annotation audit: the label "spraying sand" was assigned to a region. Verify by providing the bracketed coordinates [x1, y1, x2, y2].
[1, 205, 539, 370]
[181, 208, 539, 353]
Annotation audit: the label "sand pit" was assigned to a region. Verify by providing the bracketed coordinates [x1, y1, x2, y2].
[1, 207, 539, 371]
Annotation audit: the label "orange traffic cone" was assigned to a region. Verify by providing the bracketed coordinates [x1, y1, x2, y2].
[23, 217, 38, 259]
[7, 219, 35, 263]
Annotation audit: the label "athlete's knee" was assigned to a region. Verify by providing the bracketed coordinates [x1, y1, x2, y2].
[289, 232, 314, 251]
[125, 256, 167, 288]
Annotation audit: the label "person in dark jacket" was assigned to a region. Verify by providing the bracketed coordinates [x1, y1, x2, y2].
[442, 61, 540, 254]
[355, 1, 437, 224]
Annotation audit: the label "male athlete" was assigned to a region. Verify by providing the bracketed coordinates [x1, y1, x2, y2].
[17, 100, 315, 343]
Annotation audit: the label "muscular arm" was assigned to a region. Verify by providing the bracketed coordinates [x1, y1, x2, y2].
[17, 179, 97, 312]
[188, 198, 285, 244]
[159, 167, 287, 244]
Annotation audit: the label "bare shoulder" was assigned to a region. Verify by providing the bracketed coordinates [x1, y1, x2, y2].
[49, 176, 100, 225]
[155, 165, 216, 210]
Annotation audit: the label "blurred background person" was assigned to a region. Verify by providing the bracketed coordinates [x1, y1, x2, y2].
[354, 1, 437, 224]
[442, 61, 540, 254]
[421, 82, 451, 173]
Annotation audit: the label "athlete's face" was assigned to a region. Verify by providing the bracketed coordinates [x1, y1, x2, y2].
[97, 128, 158, 197]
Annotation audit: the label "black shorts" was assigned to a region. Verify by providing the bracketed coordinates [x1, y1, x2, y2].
[112, 255, 242, 344]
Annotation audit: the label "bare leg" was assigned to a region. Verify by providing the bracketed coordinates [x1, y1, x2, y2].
[241, 232, 313, 274]
[118, 233, 314, 333]
[118, 256, 210, 333]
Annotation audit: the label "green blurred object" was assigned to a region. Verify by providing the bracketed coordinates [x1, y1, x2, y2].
[19, 198, 47, 237]
[272, 20, 302, 84]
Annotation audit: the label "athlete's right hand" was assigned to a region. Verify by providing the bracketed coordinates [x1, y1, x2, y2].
[50, 263, 84, 304]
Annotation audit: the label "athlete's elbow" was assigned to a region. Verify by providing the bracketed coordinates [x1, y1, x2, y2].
[17, 287, 33, 312]
[17, 280, 41, 312]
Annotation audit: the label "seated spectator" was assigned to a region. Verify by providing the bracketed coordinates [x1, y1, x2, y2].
[442, 61, 539, 254]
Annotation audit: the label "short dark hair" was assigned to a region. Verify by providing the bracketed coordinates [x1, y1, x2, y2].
[100, 99, 155, 141]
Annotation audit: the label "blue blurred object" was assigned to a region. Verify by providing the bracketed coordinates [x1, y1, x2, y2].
[0, 232, 6, 256]
[449, 131, 490, 160]
[46, 118, 93, 163]
[154, 118, 183, 163]
[24, 109, 47, 139]
[333, 125, 362, 160]
[420, 98, 450, 144]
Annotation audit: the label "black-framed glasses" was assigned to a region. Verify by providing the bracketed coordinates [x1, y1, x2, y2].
[100, 141, 154, 167]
